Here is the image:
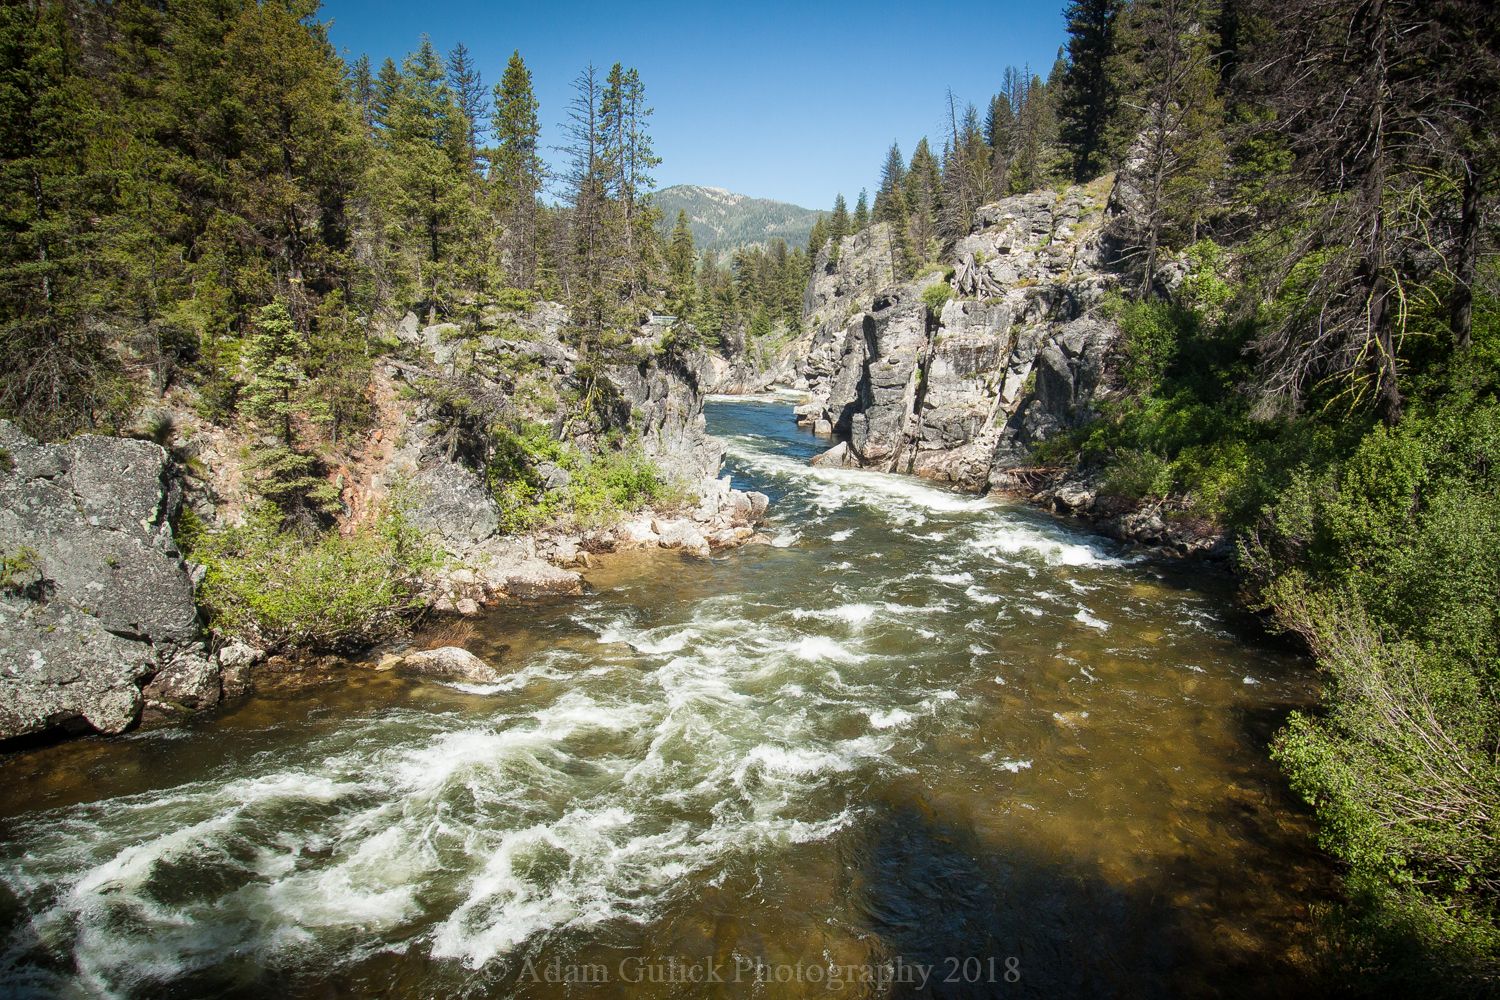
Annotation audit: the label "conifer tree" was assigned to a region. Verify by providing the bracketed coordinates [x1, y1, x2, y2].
[492, 51, 543, 289]
[666, 209, 696, 320]
[446, 42, 488, 171]
[876, 144, 914, 278]
[0, 0, 132, 440]
[377, 37, 476, 316]
[373, 57, 401, 129]
[1110, 0, 1226, 295]
[350, 54, 376, 131]
[828, 193, 850, 262]
[241, 301, 339, 526]
[853, 189, 869, 230]
[1058, 0, 1124, 181]
[985, 92, 1016, 196]
[807, 215, 829, 269]
[562, 63, 625, 364]
[906, 138, 942, 260]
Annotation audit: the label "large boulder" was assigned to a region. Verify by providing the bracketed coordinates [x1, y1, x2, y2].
[487, 560, 583, 599]
[0, 421, 221, 740]
[394, 646, 503, 684]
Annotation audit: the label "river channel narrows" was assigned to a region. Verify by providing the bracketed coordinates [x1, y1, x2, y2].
[0, 399, 1330, 998]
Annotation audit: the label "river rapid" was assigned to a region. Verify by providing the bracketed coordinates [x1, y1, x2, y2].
[0, 399, 1331, 998]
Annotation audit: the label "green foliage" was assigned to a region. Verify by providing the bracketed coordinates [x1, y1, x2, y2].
[1117, 298, 1187, 395]
[0, 544, 40, 593]
[485, 422, 679, 533]
[920, 282, 953, 313]
[190, 499, 436, 652]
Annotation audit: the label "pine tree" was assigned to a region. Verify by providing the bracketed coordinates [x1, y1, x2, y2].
[986, 92, 1016, 195]
[446, 42, 488, 171]
[350, 54, 376, 131]
[241, 300, 339, 525]
[1058, 0, 1124, 182]
[876, 144, 913, 279]
[828, 193, 850, 261]
[939, 100, 989, 243]
[906, 138, 942, 261]
[600, 64, 660, 298]
[377, 37, 477, 317]
[853, 189, 869, 230]
[373, 57, 401, 129]
[562, 63, 625, 363]
[0, 0, 132, 440]
[1110, 0, 1226, 295]
[666, 209, 696, 321]
[492, 51, 543, 289]
[873, 142, 905, 222]
[807, 214, 829, 269]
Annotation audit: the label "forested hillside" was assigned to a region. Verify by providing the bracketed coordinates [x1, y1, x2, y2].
[652, 184, 820, 253]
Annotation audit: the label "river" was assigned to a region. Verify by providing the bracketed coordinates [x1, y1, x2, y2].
[0, 398, 1331, 998]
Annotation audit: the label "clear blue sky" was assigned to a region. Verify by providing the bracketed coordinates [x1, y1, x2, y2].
[320, 0, 1069, 210]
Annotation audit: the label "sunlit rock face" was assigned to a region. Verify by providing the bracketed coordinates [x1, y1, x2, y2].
[0, 421, 217, 739]
[792, 178, 1121, 491]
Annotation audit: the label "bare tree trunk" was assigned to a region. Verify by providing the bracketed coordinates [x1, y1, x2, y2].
[1451, 161, 1479, 351]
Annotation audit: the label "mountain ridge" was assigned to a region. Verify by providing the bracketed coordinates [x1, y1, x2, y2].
[652, 184, 822, 254]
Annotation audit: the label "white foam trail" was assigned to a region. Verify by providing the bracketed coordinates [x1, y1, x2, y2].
[1074, 609, 1110, 631]
[869, 708, 914, 730]
[932, 571, 974, 584]
[792, 636, 859, 662]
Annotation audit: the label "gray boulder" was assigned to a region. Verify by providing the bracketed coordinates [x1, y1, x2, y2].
[0, 422, 221, 740]
[396, 646, 503, 684]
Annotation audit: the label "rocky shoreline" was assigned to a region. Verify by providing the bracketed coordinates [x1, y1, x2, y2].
[0, 296, 776, 745]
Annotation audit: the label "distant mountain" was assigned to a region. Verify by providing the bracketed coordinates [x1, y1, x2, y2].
[652, 185, 822, 254]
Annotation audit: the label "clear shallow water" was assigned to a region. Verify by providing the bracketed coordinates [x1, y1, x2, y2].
[0, 400, 1331, 998]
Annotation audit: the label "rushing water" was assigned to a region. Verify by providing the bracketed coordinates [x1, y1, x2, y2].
[0, 399, 1332, 998]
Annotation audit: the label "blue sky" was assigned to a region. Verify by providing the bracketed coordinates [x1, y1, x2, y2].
[320, 0, 1068, 210]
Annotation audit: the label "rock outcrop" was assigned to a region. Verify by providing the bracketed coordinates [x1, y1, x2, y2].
[792, 178, 1119, 492]
[368, 303, 769, 611]
[0, 422, 232, 741]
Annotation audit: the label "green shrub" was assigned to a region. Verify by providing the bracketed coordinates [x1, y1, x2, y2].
[921, 282, 953, 313]
[1118, 299, 1191, 395]
[913, 261, 956, 283]
[1249, 393, 1500, 989]
[486, 423, 682, 533]
[1177, 239, 1235, 324]
[491, 287, 538, 313]
[1098, 449, 1172, 504]
[190, 499, 436, 652]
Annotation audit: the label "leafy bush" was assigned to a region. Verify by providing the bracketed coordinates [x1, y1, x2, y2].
[913, 261, 956, 283]
[486, 422, 682, 533]
[189, 499, 436, 652]
[921, 282, 953, 313]
[1117, 299, 1192, 395]
[1247, 392, 1500, 990]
